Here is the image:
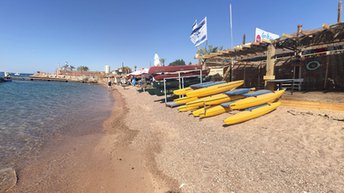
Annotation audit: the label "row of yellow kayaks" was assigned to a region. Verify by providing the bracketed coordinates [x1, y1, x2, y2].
[194, 90, 284, 118]
[172, 80, 285, 125]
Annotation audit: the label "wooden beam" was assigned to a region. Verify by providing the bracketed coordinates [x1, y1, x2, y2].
[264, 44, 276, 90]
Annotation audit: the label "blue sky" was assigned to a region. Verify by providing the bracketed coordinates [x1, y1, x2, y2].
[0, 0, 339, 73]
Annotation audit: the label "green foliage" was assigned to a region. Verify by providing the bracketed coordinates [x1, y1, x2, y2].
[197, 45, 223, 56]
[115, 66, 132, 74]
[77, 66, 89, 71]
[61, 64, 75, 71]
[168, 59, 186, 66]
[159, 58, 165, 66]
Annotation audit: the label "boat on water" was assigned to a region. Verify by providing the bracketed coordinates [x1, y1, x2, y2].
[3, 77, 12, 82]
[0, 72, 12, 82]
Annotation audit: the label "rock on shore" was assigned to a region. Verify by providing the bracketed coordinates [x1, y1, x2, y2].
[0, 168, 17, 193]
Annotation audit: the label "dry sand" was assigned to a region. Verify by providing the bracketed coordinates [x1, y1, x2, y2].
[116, 86, 344, 193]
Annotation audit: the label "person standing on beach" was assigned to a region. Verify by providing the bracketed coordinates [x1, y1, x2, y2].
[107, 78, 112, 88]
[131, 76, 136, 86]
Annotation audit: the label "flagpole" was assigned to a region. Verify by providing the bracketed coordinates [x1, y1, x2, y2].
[229, 1, 233, 48]
[206, 17, 208, 48]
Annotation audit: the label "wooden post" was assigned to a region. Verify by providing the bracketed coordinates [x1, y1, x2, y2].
[324, 55, 330, 89]
[230, 59, 234, 81]
[338, 0, 342, 23]
[243, 64, 246, 87]
[257, 63, 261, 88]
[264, 44, 276, 90]
[297, 24, 303, 36]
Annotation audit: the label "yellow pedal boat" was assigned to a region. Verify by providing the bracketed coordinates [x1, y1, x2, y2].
[196, 90, 284, 118]
[223, 101, 281, 125]
[185, 80, 244, 98]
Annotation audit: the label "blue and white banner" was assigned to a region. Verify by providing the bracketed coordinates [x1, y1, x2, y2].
[190, 17, 207, 47]
[255, 28, 279, 42]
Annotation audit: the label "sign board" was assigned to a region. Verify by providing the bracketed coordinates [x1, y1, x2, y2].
[255, 28, 279, 42]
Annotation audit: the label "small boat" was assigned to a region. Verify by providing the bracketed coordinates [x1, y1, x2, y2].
[3, 77, 12, 82]
[146, 88, 174, 96]
[186, 88, 254, 108]
[174, 96, 199, 105]
[173, 81, 226, 95]
[186, 80, 244, 98]
[173, 87, 194, 95]
[195, 90, 282, 118]
[230, 90, 285, 110]
[153, 69, 209, 81]
[178, 105, 200, 112]
[223, 101, 281, 125]
[148, 65, 202, 74]
[190, 81, 226, 89]
[153, 77, 206, 90]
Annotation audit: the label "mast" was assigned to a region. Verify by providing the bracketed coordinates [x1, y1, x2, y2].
[338, 0, 342, 23]
[229, 1, 234, 48]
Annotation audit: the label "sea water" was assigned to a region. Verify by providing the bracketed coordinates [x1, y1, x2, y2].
[0, 80, 113, 168]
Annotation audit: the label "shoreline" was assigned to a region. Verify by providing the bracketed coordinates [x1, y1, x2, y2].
[4, 84, 344, 192]
[7, 87, 176, 193]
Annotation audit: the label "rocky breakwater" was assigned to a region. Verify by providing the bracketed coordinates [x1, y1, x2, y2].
[32, 71, 107, 84]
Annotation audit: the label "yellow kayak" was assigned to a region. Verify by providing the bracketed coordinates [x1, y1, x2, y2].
[178, 105, 200, 112]
[230, 90, 285, 110]
[195, 105, 231, 118]
[196, 90, 284, 118]
[187, 94, 244, 108]
[173, 87, 193, 95]
[223, 101, 281, 125]
[185, 80, 244, 98]
[173, 81, 226, 95]
[174, 96, 198, 105]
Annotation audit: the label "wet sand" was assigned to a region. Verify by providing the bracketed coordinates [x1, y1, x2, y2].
[7, 90, 175, 193]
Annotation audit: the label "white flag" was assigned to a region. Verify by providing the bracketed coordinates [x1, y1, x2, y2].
[255, 28, 279, 42]
[190, 17, 207, 47]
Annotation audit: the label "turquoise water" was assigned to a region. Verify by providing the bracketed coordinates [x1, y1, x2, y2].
[0, 80, 113, 168]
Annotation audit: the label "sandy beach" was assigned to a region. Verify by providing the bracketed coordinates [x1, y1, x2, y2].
[5, 86, 344, 193]
[115, 86, 344, 193]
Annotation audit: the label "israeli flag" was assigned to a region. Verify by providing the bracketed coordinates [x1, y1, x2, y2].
[190, 17, 207, 47]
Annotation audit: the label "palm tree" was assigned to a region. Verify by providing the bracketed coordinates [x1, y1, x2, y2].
[77, 66, 89, 71]
[159, 58, 165, 66]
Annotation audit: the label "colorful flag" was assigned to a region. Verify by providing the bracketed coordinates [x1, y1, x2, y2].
[255, 28, 279, 42]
